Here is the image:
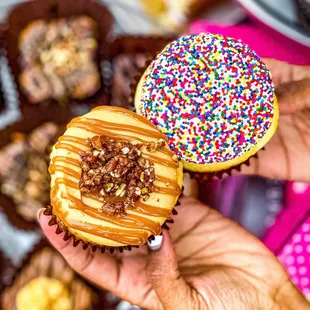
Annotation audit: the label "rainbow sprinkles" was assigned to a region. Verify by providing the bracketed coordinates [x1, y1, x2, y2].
[139, 33, 276, 165]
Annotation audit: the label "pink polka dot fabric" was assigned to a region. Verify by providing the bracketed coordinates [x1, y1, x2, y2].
[278, 218, 310, 300]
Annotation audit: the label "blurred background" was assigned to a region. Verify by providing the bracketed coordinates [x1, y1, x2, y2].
[0, 0, 309, 309]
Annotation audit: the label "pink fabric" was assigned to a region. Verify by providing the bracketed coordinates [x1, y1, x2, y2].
[277, 217, 310, 300]
[189, 21, 310, 298]
[190, 21, 310, 65]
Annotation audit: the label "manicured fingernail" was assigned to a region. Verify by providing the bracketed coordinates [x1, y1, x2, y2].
[147, 235, 163, 251]
[36, 208, 45, 223]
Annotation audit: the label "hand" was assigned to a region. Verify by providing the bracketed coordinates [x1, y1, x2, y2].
[239, 59, 310, 182]
[38, 197, 309, 310]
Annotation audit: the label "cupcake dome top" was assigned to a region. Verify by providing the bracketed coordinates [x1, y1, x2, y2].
[139, 33, 276, 165]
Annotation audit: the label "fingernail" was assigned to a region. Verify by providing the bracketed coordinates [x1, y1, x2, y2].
[147, 235, 163, 251]
[36, 208, 45, 223]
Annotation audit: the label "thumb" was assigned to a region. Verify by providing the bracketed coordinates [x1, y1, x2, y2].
[276, 78, 310, 114]
[146, 230, 195, 310]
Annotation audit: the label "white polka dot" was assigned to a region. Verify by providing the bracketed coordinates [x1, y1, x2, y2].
[293, 234, 302, 243]
[285, 256, 295, 265]
[301, 277, 309, 286]
[283, 245, 293, 254]
[299, 267, 307, 275]
[304, 234, 310, 242]
[295, 245, 303, 253]
[293, 182, 308, 194]
[288, 266, 297, 276]
[302, 223, 310, 233]
[297, 256, 305, 264]
[292, 276, 299, 285]
[307, 245, 310, 253]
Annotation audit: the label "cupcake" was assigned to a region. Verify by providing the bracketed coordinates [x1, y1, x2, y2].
[134, 33, 279, 177]
[1, 246, 95, 310]
[48, 106, 183, 251]
[18, 16, 100, 104]
[0, 123, 61, 227]
[112, 53, 151, 108]
[295, 0, 310, 31]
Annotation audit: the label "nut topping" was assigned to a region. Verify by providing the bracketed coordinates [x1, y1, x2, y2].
[146, 138, 166, 152]
[79, 135, 155, 217]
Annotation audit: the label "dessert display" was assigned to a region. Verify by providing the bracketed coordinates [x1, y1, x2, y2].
[134, 33, 279, 174]
[48, 106, 183, 250]
[0, 123, 60, 224]
[1, 247, 95, 310]
[18, 16, 100, 104]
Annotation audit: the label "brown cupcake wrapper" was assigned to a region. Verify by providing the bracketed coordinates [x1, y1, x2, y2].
[1, 238, 99, 310]
[0, 249, 16, 294]
[1, 0, 114, 133]
[43, 195, 181, 254]
[129, 55, 156, 109]
[0, 124, 65, 231]
[186, 149, 263, 182]
[0, 195, 39, 231]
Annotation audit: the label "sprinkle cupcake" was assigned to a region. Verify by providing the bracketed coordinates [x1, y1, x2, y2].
[48, 106, 182, 252]
[1, 247, 95, 310]
[134, 33, 279, 176]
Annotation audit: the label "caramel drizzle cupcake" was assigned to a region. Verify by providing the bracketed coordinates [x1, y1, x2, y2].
[49, 106, 183, 248]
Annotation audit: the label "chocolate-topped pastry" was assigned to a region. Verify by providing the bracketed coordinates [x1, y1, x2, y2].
[0, 123, 60, 223]
[112, 54, 150, 108]
[1, 247, 95, 310]
[48, 106, 183, 250]
[18, 16, 100, 104]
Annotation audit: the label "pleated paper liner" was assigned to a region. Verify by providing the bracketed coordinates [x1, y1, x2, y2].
[43, 194, 182, 255]
[0, 0, 114, 148]
[186, 151, 263, 183]
[0, 123, 65, 231]
[104, 35, 174, 110]
[1, 239, 99, 310]
[0, 249, 16, 295]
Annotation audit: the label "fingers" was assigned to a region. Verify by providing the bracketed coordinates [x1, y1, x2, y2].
[182, 173, 199, 199]
[262, 58, 310, 114]
[262, 58, 310, 87]
[276, 79, 310, 114]
[37, 209, 119, 292]
[147, 230, 200, 310]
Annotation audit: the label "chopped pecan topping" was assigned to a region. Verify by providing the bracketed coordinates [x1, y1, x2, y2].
[79, 135, 155, 217]
[146, 138, 166, 152]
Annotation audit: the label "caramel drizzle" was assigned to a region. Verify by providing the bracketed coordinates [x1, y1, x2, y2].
[64, 192, 160, 235]
[50, 107, 181, 244]
[55, 177, 172, 218]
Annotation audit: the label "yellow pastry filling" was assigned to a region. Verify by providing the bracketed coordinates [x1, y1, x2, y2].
[16, 277, 71, 310]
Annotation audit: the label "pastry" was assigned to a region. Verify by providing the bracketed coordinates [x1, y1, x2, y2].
[48, 106, 182, 250]
[18, 16, 100, 104]
[0, 123, 60, 223]
[112, 53, 150, 108]
[1, 247, 94, 310]
[134, 33, 279, 173]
